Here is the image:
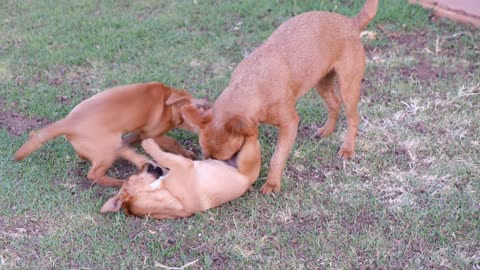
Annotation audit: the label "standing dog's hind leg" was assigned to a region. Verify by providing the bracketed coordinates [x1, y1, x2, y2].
[315, 70, 341, 138]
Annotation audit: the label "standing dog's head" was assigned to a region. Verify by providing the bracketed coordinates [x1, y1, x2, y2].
[179, 104, 258, 161]
[100, 163, 169, 216]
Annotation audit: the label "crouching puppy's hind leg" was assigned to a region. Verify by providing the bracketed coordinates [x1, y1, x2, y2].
[117, 146, 150, 169]
[87, 160, 124, 187]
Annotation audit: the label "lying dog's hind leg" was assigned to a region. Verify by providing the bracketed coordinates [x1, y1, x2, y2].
[141, 139, 193, 171]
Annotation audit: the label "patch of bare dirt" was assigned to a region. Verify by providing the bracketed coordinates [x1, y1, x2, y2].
[364, 30, 477, 88]
[406, 121, 429, 134]
[13, 65, 100, 106]
[14, 65, 97, 89]
[109, 159, 139, 180]
[0, 215, 45, 241]
[342, 206, 380, 235]
[385, 30, 429, 51]
[0, 101, 50, 136]
[399, 58, 438, 81]
[63, 159, 137, 193]
[0, 214, 47, 268]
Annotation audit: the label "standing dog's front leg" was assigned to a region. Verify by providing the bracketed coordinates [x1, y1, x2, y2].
[260, 112, 300, 194]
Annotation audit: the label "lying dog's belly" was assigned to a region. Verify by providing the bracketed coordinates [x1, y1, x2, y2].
[187, 160, 251, 210]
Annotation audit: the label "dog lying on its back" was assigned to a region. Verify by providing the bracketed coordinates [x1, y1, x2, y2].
[14, 82, 209, 186]
[100, 136, 261, 219]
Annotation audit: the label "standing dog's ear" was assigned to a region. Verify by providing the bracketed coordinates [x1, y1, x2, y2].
[180, 104, 212, 129]
[100, 197, 123, 213]
[165, 90, 191, 106]
[225, 115, 257, 136]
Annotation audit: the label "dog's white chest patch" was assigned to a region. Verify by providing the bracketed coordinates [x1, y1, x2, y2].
[149, 175, 166, 189]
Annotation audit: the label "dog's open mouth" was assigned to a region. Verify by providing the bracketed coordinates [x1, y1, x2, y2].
[139, 162, 168, 178]
[223, 150, 239, 168]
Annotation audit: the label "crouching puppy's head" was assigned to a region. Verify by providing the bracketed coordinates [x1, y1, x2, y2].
[100, 163, 189, 219]
[165, 89, 211, 134]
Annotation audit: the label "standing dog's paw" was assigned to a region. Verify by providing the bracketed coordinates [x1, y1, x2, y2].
[337, 147, 355, 160]
[260, 181, 281, 194]
[314, 126, 334, 138]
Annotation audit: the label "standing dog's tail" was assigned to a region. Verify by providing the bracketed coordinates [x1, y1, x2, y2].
[14, 119, 69, 161]
[353, 0, 379, 31]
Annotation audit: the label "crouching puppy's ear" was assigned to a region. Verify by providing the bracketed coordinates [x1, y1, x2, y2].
[166, 90, 191, 106]
[180, 105, 213, 129]
[100, 197, 123, 213]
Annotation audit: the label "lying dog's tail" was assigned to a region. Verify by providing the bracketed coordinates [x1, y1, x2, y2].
[14, 119, 69, 161]
[353, 0, 378, 31]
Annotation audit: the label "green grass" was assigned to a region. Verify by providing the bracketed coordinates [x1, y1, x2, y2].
[1, 0, 479, 269]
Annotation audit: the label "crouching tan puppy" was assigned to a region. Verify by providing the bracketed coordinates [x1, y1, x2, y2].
[100, 137, 261, 219]
[14, 82, 209, 186]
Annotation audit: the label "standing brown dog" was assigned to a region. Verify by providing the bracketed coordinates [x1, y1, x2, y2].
[14, 82, 208, 186]
[180, 0, 378, 193]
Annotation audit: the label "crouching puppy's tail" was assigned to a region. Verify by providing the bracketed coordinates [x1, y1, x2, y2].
[14, 119, 69, 161]
[353, 0, 379, 31]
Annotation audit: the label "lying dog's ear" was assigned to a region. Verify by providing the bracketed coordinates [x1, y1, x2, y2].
[225, 115, 257, 136]
[181, 104, 212, 129]
[100, 197, 123, 213]
[166, 90, 191, 106]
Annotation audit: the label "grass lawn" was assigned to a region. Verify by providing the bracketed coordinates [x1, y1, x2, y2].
[1, 0, 479, 269]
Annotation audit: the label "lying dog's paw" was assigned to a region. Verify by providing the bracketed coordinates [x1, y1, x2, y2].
[141, 139, 159, 151]
[181, 150, 196, 160]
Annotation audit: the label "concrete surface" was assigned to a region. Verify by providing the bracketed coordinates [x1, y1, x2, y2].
[410, 0, 480, 27]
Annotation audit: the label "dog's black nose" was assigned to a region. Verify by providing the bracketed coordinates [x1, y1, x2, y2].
[147, 163, 164, 178]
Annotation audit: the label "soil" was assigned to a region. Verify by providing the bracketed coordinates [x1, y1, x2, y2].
[0, 101, 50, 136]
